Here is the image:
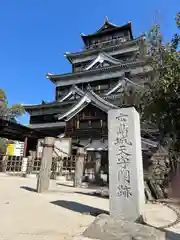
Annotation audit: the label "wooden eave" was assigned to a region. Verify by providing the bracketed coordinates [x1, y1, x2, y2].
[24, 100, 77, 113]
[65, 38, 139, 63]
[0, 119, 52, 141]
[46, 59, 147, 83]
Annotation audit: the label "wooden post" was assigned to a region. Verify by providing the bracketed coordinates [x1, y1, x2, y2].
[74, 147, 85, 188]
[94, 152, 101, 182]
[21, 157, 28, 174]
[37, 137, 55, 193]
[2, 155, 7, 173]
[27, 155, 33, 174]
[23, 137, 28, 157]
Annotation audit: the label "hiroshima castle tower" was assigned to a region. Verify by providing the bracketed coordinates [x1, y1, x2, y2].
[25, 18, 156, 153]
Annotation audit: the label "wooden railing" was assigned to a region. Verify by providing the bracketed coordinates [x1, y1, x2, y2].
[0, 154, 76, 180]
[0, 155, 23, 174]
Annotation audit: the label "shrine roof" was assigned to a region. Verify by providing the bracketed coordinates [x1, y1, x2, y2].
[0, 118, 52, 141]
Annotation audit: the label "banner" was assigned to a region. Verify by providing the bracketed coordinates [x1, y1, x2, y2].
[6, 144, 14, 156]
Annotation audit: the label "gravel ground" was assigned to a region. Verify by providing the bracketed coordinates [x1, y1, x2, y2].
[0, 175, 107, 240]
[0, 175, 180, 240]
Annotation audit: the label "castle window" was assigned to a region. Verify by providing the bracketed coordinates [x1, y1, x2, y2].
[88, 120, 92, 127]
[76, 120, 80, 129]
[124, 31, 128, 36]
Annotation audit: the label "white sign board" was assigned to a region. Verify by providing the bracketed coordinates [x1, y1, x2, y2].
[14, 141, 24, 156]
[37, 138, 71, 159]
[36, 139, 44, 158]
[108, 107, 145, 221]
[53, 138, 71, 158]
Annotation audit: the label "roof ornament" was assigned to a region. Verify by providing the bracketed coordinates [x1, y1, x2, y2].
[104, 16, 109, 23]
[46, 73, 53, 79]
[57, 133, 65, 139]
[64, 52, 70, 56]
[87, 84, 92, 90]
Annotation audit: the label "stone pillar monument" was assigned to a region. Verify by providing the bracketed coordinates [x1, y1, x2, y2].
[37, 137, 55, 193]
[74, 147, 85, 188]
[108, 107, 145, 222]
[94, 152, 101, 182]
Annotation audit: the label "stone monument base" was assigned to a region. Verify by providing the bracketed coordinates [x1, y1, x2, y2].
[83, 214, 166, 240]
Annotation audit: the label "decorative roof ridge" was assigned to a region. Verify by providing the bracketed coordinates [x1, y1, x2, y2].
[58, 89, 117, 121]
[104, 16, 120, 27]
[102, 51, 122, 62]
[95, 17, 121, 34]
[58, 91, 73, 103]
[58, 94, 90, 121]
[105, 79, 125, 96]
[81, 21, 132, 38]
[86, 89, 117, 109]
[124, 77, 142, 87]
[72, 85, 84, 95]
[58, 85, 84, 103]
[105, 75, 143, 96]
[46, 59, 146, 82]
[84, 52, 122, 71]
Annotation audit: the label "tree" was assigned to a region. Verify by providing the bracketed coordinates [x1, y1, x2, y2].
[0, 88, 24, 121]
[0, 138, 7, 154]
[0, 88, 25, 154]
[120, 12, 180, 151]
[142, 12, 180, 150]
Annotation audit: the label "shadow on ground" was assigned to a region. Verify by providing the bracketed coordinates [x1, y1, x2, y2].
[20, 186, 37, 192]
[50, 200, 109, 216]
[75, 191, 109, 199]
[165, 230, 180, 240]
[142, 222, 180, 240]
[56, 183, 74, 188]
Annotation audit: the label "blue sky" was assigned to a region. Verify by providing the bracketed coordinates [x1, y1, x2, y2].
[0, 0, 178, 125]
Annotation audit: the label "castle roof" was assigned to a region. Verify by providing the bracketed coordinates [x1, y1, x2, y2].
[81, 18, 133, 45]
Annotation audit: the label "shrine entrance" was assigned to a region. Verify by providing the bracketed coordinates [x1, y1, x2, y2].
[83, 150, 108, 187]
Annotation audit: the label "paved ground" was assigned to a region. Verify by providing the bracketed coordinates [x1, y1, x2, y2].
[1, 175, 180, 240]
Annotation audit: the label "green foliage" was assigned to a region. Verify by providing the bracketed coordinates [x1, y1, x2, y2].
[176, 12, 180, 29]
[0, 138, 7, 154]
[142, 13, 180, 150]
[121, 12, 180, 150]
[0, 88, 7, 101]
[0, 88, 25, 121]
